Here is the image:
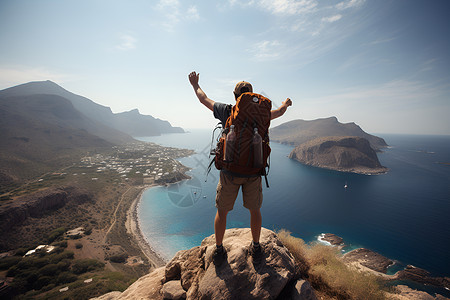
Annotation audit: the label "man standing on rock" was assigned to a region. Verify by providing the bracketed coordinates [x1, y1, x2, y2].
[188, 71, 292, 265]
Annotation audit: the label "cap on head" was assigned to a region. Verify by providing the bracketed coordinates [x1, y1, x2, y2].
[234, 81, 253, 98]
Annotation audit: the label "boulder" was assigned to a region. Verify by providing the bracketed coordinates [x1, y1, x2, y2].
[161, 280, 186, 300]
[290, 280, 318, 300]
[188, 228, 296, 299]
[95, 228, 317, 300]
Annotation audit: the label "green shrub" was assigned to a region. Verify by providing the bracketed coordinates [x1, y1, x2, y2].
[41, 283, 56, 292]
[17, 257, 48, 270]
[6, 265, 19, 277]
[54, 240, 68, 248]
[0, 256, 22, 270]
[50, 251, 74, 264]
[57, 271, 78, 284]
[14, 247, 30, 256]
[109, 253, 128, 263]
[10, 277, 28, 294]
[33, 275, 52, 290]
[84, 226, 93, 235]
[71, 259, 104, 274]
[47, 227, 66, 243]
[57, 259, 71, 271]
[38, 263, 59, 276]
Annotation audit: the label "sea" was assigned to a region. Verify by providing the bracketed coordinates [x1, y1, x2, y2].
[137, 130, 450, 295]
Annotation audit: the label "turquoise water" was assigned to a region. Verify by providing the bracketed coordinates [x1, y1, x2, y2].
[137, 130, 450, 285]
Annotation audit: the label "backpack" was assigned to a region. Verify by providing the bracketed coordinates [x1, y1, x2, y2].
[213, 92, 272, 185]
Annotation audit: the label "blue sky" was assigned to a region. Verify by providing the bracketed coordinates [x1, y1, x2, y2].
[0, 0, 449, 135]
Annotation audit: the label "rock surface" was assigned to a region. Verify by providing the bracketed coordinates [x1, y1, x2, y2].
[290, 280, 318, 300]
[387, 285, 448, 300]
[92, 228, 318, 300]
[319, 233, 344, 246]
[289, 136, 388, 174]
[343, 248, 393, 274]
[395, 265, 450, 290]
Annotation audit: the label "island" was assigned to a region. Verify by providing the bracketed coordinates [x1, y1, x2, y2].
[288, 136, 388, 175]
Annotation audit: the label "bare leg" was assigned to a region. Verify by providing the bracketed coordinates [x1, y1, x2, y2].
[214, 209, 228, 246]
[249, 208, 262, 243]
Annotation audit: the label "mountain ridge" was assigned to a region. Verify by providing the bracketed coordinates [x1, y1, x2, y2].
[0, 80, 184, 189]
[0, 80, 184, 137]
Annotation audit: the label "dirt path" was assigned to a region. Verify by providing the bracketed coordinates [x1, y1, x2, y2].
[102, 186, 133, 245]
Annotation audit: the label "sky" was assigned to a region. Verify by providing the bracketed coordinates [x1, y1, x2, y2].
[0, 0, 449, 135]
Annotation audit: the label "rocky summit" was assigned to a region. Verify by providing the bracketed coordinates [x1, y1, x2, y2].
[92, 228, 317, 300]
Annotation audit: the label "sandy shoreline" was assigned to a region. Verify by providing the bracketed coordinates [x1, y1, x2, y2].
[125, 185, 167, 268]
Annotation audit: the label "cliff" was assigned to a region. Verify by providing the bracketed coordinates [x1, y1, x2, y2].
[289, 136, 388, 174]
[0, 186, 92, 249]
[92, 228, 317, 300]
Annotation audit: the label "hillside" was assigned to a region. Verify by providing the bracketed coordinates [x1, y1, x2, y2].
[0, 94, 124, 185]
[289, 136, 388, 175]
[270, 117, 388, 151]
[0, 80, 184, 137]
[0, 81, 185, 191]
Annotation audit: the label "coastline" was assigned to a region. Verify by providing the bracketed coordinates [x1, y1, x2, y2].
[125, 185, 166, 268]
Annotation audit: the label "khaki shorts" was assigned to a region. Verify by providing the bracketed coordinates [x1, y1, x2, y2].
[215, 171, 262, 211]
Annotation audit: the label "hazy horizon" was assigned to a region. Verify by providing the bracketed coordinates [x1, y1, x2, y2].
[1, 0, 449, 135]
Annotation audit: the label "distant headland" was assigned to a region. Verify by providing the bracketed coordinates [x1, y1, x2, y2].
[271, 117, 388, 174]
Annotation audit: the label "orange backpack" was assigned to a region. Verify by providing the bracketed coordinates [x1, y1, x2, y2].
[214, 92, 271, 183]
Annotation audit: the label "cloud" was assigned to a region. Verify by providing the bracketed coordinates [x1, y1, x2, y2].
[312, 79, 444, 109]
[186, 6, 200, 21]
[257, 0, 318, 15]
[155, 0, 199, 32]
[322, 14, 342, 23]
[116, 33, 137, 51]
[0, 66, 71, 89]
[248, 40, 282, 61]
[336, 0, 365, 10]
[157, 0, 179, 9]
[368, 37, 396, 45]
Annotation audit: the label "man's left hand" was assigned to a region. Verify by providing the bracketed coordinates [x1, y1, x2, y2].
[283, 98, 292, 107]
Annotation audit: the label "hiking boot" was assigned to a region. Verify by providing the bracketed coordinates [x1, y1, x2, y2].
[250, 242, 263, 264]
[212, 246, 227, 266]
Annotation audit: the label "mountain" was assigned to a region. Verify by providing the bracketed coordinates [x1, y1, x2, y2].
[114, 109, 183, 137]
[270, 117, 387, 151]
[288, 136, 388, 174]
[0, 80, 185, 188]
[0, 80, 184, 137]
[0, 93, 125, 183]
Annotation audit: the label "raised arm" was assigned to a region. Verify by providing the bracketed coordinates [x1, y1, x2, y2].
[188, 71, 215, 111]
[271, 98, 292, 120]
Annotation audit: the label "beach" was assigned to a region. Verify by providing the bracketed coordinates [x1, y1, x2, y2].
[125, 185, 166, 268]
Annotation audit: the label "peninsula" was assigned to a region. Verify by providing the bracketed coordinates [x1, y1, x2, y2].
[289, 136, 388, 175]
[270, 116, 388, 151]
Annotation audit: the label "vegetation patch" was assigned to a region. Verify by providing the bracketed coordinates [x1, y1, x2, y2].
[277, 229, 387, 300]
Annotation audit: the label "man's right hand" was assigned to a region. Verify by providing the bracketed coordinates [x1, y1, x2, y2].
[189, 71, 199, 87]
[189, 71, 215, 112]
